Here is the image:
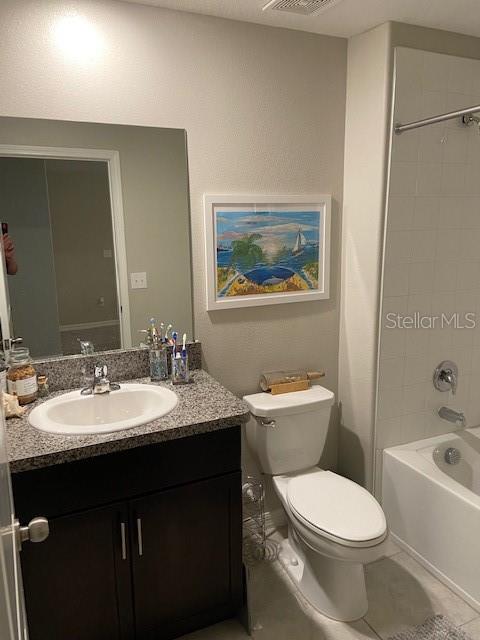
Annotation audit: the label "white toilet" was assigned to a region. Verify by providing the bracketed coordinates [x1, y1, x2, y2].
[243, 385, 387, 622]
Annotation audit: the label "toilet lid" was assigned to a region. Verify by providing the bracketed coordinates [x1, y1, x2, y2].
[286, 470, 386, 545]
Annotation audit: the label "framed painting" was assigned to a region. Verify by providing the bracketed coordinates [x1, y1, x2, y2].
[204, 195, 331, 310]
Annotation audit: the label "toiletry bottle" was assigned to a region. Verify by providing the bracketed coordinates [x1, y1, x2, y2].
[37, 375, 49, 398]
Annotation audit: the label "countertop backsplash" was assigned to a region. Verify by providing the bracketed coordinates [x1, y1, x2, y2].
[32, 342, 202, 392]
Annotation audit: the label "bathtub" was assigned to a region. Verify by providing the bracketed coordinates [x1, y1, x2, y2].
[383, 426, 480, 612]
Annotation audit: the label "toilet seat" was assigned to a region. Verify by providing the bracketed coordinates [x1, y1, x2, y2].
[286, 470, 387, 548]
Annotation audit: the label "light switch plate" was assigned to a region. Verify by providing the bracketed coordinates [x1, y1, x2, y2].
[130, 272, 147, 289]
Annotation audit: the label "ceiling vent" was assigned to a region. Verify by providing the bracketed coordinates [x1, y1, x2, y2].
[262, 0, 343, 16]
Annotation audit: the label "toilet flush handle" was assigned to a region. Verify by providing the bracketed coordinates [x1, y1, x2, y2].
[260, 418, 276, 428]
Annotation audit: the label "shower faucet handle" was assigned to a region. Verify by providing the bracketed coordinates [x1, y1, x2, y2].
[433, 360, 458, 395]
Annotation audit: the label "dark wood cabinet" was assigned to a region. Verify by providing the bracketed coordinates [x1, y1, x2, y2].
[131, 474, 242, 639]
[13, 428, 243, 640]
[21, 503, 133, 640]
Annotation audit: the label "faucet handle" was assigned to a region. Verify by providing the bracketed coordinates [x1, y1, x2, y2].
[91, 363, 113, 395]
[446, 369, 457, 395]
[81, 363, 118, 395]
[94, 364, 108, 381]
[433, 360, 458, 394]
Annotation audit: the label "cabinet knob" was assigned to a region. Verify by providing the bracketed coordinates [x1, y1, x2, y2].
[16, 517, 49, 549]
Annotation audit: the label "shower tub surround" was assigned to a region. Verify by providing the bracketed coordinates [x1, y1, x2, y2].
[383, 426, 480, 612]
[376, 47, 480, 482]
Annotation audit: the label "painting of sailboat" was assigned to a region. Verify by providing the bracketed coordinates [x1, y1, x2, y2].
[204, 195, 331, 309]
[292, 227, 307, 256]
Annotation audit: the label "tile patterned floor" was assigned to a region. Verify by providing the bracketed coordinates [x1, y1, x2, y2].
[179, 533, 480, 640]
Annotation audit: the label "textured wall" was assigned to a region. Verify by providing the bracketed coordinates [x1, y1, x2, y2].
[0, 0, 347, 410]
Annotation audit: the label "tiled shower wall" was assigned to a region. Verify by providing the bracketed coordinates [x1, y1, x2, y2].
[376, 48, 480, 467]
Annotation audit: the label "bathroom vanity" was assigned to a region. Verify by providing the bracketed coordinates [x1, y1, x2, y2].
[7, 370, 249, 640]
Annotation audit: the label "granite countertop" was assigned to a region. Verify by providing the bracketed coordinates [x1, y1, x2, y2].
[6, 370, 250, 473]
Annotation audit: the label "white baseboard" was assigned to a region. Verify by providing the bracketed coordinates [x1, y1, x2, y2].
[60, 319, 120, 332]
[390, 532, 480, 614]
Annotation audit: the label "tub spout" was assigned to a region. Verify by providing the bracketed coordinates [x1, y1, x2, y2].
[438, 406, 466, 428]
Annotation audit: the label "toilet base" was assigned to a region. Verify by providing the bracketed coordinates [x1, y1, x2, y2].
[278, 526, 368, 622]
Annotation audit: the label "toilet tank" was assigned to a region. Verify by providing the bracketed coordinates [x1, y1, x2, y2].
[243, 386, 335, 475]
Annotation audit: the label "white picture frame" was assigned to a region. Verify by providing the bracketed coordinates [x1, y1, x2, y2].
[204, 194, 331, 310]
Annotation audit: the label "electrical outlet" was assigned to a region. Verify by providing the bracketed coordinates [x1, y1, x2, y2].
[130, 272, 147, 289]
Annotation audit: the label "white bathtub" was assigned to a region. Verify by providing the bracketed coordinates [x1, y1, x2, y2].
[383, 426, 480, 611]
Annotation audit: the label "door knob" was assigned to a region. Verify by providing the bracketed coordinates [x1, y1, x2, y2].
[16, 517, 49, 549]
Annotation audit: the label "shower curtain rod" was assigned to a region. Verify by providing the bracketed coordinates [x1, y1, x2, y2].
[394, 103, 480, 134]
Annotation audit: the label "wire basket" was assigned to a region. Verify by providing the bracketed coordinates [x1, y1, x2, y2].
[242, 476, 278, 565]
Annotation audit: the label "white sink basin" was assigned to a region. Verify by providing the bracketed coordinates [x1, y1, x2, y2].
[28, 383, 178, 435]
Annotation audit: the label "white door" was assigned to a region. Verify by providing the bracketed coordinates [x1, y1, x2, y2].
[0, 225, 24, 640]
[0, 402, 25, 640]
[0, 403, 49, 640]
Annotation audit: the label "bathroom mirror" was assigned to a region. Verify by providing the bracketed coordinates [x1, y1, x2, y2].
[0, 117, 193, 359]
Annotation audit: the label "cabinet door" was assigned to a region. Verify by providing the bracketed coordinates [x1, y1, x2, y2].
[20, 504, 133, 640]
[130, 472, 242, 640]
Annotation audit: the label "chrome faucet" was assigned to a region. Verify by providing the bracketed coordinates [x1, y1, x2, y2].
[441, 369, 457, 394]
[78, 339, 95, 355]
[81, 363, 120, 395]
[433, 361, 458, 395]
[438, 406, 466, 428]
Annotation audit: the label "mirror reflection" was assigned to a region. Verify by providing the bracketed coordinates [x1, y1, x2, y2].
[0, 117, 193, 359]
[1, 158, 120, 357]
